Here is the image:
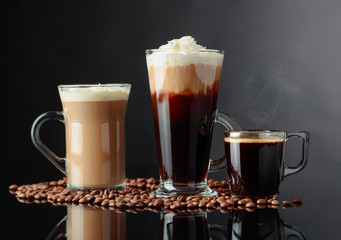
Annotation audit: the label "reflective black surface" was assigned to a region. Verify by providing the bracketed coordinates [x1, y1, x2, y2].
[5, 165, 340, 239]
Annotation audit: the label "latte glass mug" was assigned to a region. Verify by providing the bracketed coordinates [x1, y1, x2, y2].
[224, 130, 309, 199]
[31, 84, 131, 192]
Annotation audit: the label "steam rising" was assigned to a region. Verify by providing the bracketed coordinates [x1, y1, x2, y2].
[244, 65, 299, 127]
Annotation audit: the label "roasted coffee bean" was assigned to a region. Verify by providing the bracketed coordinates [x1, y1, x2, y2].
[206, 202, 214, 208]
[153, 199, 163, 207]
[126, 202, 135, 208]
[116, 202, 125, 208]
[271, 200, 280, 205]
[65, 195, 74, 202]
[246, 207, 256, 212]
[101, 199, 110, 206]
[94, 197, 104, 204]
[72, 195, 81, 202]
[283, 201, 292, 205]
[79, 197, 88, 203]
[9, 184, 18, 191]
[245, 202, 256, 208]
[109, 200, 116, 207]
[220, 202, 229, 208]
[257, 204, 267, 209]
[257, 199, 266, 205]
[292, 197, 302, 203]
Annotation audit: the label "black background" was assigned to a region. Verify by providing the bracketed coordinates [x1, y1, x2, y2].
[3, 0, 341, 239]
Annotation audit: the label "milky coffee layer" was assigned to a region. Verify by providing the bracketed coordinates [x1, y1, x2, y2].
[59, 85, 130, 102]
[146, 36, 223, 94]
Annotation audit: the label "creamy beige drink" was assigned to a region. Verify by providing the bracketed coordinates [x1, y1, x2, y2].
[67, 206, 125, 240]
[58, 84, 130, 190]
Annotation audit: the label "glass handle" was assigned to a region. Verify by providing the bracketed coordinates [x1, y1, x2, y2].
[283, 131, 310, 179]
[31, 111, 66, 175]
[209, 110, 241, 172]
[209, 224, 227, 240]
[282, 221, 306, 240]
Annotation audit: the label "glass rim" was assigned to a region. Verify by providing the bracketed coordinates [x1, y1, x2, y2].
[58, 83, 131, 89]
[225, 129, 285, 138]
[145, 49, 224, 55]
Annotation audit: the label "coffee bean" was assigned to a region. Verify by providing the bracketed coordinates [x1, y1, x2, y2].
[257, 204, 267, 209]
[153, 199, 164, 207]
[9, 184, 18, 191]
[116, 202, 125, 208]
[126, 202, 135, 208]
[292, 197, 302, 203]
[206, 202, 214, 208]
[246, 207, 256, 212]
[34, 194, 42, 199]
[283, 201, 292, 205]
[256, 199, 266, 205]
[271, 200, 280, 205]
[79, 197, 88, 203]
[136, 202, 144, 208]
[94, 197, 103, 204]
[109, 200, 116, 207]
[245, 202, 256, 208]
[101, 199, 110, 206]
[220, 202, 229, 208]
[65, 195, 74, 202]
[72, 195, 81, 202]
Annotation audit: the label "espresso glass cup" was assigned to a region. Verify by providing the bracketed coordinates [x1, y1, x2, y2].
[31, 84, 131, 192]
[146, 49, 241, 197]
[224, 130, 309, 199]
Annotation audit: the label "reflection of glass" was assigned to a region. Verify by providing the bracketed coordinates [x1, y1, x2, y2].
[46, 206, 126, 240]
[160, 211, 224, 240]
[227, 208, 306, 240]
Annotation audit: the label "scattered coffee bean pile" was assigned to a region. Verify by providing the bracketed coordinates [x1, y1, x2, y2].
[9, 178, 302, 214]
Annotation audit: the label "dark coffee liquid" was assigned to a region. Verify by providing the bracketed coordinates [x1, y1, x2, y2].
[161, 213, 210, 240]
[227, 209, 281, 239]
[151, 90, 218, 185]
[225, 138, 284, 198]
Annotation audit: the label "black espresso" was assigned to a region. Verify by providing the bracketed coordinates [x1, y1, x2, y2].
[151, 89, 219, 185]
[225, 137, 284, 199]
[161, 213, 210, 240]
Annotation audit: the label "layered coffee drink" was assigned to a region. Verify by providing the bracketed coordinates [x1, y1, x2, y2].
[225, 135, 284, 199]
[59, 85, 130, 191]
[146, 37, 224, 195]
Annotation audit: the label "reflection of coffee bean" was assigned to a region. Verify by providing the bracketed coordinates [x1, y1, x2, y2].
[292, 197, 302, 203]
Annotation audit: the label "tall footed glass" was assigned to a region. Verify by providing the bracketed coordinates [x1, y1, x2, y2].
[146, 49, 240, 197]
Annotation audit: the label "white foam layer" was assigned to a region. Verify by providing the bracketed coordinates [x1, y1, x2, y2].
[159, 36, 205, 52]
[59, 85, 130, 102]
[146, 36, 223, 66]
